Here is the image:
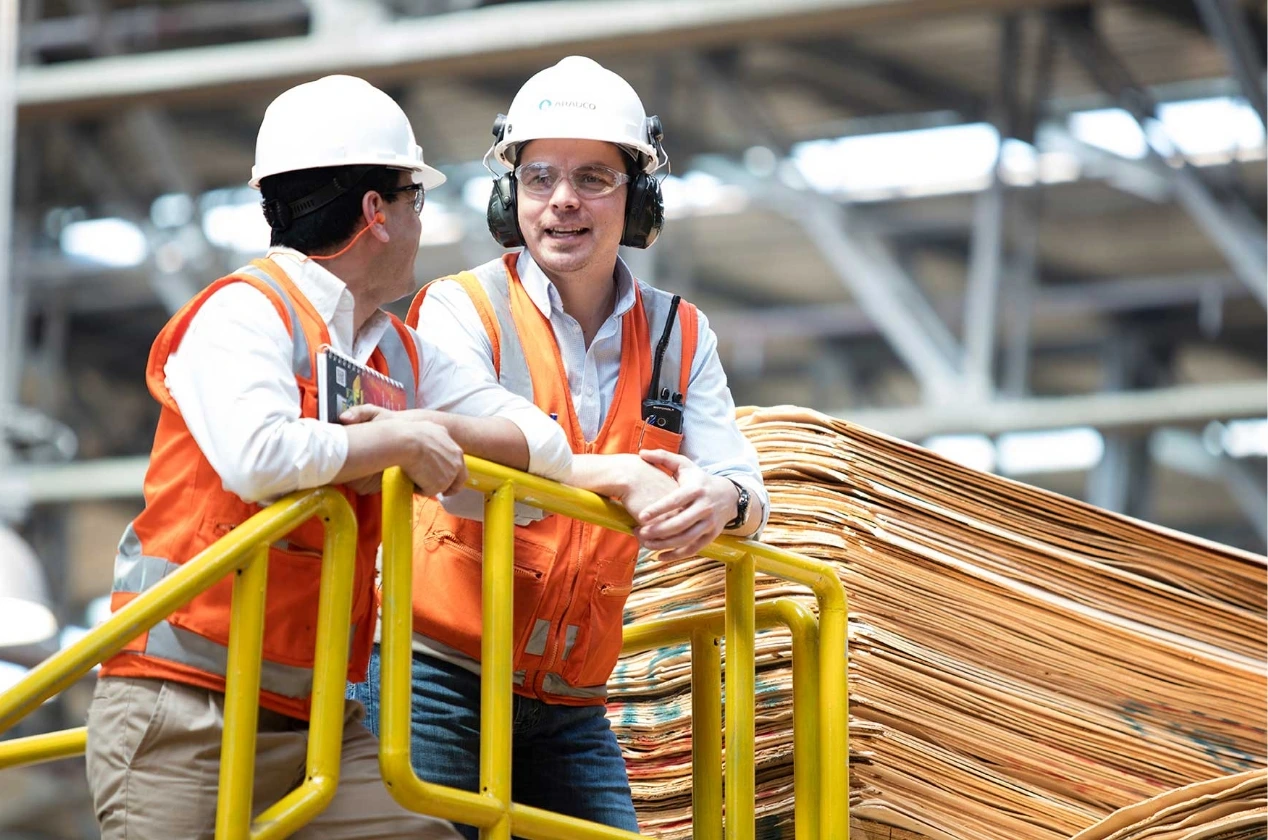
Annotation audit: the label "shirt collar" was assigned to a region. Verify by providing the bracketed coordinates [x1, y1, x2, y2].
[514, 250, 637, 323]
[264, 246, 391, 359]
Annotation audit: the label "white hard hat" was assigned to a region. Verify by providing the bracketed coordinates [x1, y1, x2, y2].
[250, 75, 446, 190]
[492, 56, 665, 175]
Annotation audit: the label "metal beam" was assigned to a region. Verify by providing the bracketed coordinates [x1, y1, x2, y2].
[805, 209, 965, 404]
[1054, 8, 1268, 307]
[16, 0, 1084, 117]
[834, 379, 1267, 439]
[1085, 333, 1153, 514]
[694, 155, 964, 402]
[1193, 0, 1267, 126]
[0, 0, 17, 466]
[1215, 453, 1268, 544]
[5, 454, 148, 504]
[705, 271, 1250, 344]
[1150, 428, 1267, 545]
[962, 16, 1022, 400]
[20, 0, 309, 55]
[792, 37, 989, 121]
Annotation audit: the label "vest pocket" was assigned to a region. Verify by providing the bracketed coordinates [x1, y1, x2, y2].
[259, 549, 324, 667]
[413, 525, 555, 663]
[164, 545, 323, 669]
[636, 422, 684, 475]
[560, 553, 636, 690]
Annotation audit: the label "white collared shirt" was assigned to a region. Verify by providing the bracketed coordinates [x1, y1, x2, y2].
[416, 250, 769, 529]
[162, 247, 573, 504]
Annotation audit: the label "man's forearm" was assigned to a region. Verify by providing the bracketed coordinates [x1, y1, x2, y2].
[333, 421, 419, 485]
[570, 453, 633, 498]
[425, 412, 530, 471]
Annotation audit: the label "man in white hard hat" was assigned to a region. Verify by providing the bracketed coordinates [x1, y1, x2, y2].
[83, 75, 570, 839]
[349, 57, 769, 835]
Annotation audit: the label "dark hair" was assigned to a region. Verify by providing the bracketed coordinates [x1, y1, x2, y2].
[259, 165, 405, 255]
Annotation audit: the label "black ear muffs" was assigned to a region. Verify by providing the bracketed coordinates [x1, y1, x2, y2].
[620, 171, 664, 249]
[486, 172, 524, 248]
[486, 170, 664, 251]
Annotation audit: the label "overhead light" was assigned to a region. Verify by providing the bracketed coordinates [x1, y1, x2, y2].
[1221, 418, 1268, 459]
[0, 525, 58, 650]
[924, 434, 996, 473]
[59, 217, 148, 267]
[996, 427, 1105, 476]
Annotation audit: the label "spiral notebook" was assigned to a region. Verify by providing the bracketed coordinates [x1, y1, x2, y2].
[316, 345, 407, 423]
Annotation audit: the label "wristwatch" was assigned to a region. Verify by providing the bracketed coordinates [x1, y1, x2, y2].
[725, 480, 750, 530]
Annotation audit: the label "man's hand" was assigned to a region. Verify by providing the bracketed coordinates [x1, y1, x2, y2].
[633, 450, 739, 562]
[614, 455, 681, 522]
[340, 405, 467, 497]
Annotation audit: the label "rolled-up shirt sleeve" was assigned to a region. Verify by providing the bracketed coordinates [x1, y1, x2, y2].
[679, 309, 770, 532]
[164, 283, 349, 503]
[410, 288, 572, 483]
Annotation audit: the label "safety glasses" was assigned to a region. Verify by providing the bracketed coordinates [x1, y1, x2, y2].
[381, 183, 426, 214]
[514, 162, 631, 198]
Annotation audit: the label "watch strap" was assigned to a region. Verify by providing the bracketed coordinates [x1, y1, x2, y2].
[725, 479, 750, 530]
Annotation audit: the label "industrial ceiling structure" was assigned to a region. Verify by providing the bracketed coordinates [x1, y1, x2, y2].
[5, 1, 1266, 527]
[0, 0, 1264, 837]
[4, 3, 1265, 510]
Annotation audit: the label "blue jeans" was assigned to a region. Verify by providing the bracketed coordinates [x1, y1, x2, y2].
[348, 646, 639, 840]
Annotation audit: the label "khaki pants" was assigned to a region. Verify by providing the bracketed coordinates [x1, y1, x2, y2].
[85, 676, 462, 840]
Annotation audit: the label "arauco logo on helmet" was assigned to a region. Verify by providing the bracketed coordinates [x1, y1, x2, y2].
[537, 99, 597, 111]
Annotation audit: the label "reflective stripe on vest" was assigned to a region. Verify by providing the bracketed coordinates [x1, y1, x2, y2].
[502, 619, 576, 661]
[467, 258, 688, 403]
[374, 323, 418, 410]
[470, 259, 534, 399]
[234, 264, 312, 380]
[235, 262, 416, 406]
[112, 524, 314, 698]
[542, 672, 607, 701]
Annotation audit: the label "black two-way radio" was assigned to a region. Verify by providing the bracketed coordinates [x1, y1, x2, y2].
[642, 295, 684, 434]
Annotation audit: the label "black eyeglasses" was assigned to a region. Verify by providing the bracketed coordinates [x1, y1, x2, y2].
[381, 183, 426, 214]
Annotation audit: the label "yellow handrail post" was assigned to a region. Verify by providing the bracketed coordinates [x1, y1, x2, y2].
[250, 489, 359, 840]
[481, 482, 516, 840]
[818, 592, 849, 840]
[216, 543, 270, 840]
[377, 469, 508, 829]
[772, 600, 821, 840]
[691, 629, 723, 840]
[724, 552, 756, 840]
[378, 466, 418, 799]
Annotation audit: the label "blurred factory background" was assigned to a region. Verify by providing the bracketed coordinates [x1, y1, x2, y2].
[0, 0, 1264, 837]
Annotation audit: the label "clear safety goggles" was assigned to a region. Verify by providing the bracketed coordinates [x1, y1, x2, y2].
[514, 162, 631, 198]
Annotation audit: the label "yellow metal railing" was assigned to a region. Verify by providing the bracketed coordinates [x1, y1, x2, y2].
[0, 458, 850, 840]
[0, 488, 360, 840]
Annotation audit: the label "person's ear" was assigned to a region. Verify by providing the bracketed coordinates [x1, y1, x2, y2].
[363, 191, 390, 243]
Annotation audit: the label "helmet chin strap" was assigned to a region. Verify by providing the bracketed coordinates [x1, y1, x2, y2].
[481, 144, 502, 178]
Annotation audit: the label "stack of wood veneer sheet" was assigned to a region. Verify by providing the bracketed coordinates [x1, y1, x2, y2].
[1069, 769, 1266, 840]
[605, 405, 1267, 840]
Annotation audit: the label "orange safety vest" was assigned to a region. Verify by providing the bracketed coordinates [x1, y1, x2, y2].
[404, 254, 698, 705]
[99, 258, 420, 720]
